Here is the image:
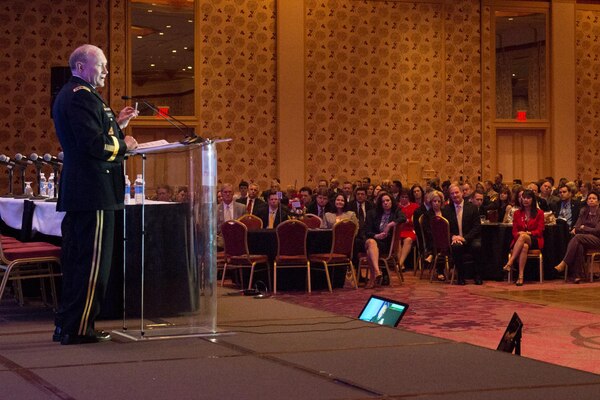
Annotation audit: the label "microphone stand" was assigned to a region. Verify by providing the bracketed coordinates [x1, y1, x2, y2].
[1, 166, 14, 197]
[123, 97, 204, 145]
[12, 164, 28, 198]
[30, 163, 45, 200]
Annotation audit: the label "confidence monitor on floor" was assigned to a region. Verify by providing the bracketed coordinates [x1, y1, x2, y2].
[497, 312, 523, 356]
[358, 295, 409, 327]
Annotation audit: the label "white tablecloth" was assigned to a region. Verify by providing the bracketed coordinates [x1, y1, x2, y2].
[0, 198, 172, 237]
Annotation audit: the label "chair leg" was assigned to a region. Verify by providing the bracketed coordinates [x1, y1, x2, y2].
[539, 255, 543, 284]
[265, 263, 272, 292]
[349, 261, 358, 289]
[381, 260, 394, 287]
[448, 258, 455, 285]
[306, 262, 311, 293]
[429, 254, 438, 283]
[248, 262, 256, 290]
[273, 262, 278, 294]
[48, 266, 59, 310]
[321, 262, 333, 293]
[221, 263, 228, 287]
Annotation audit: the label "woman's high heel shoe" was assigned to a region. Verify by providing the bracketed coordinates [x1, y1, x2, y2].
[515, 277, 524, 286]
[503, 263, 512, 272]
[554, 262, 566, 273]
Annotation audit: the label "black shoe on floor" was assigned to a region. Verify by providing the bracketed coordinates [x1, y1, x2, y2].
[52, 327, 63, 342]
[61, 331, 111, 345]
[457, 279, 466, 286]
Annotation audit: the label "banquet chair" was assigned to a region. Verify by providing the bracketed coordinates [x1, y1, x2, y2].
[357, 224, 403, 287]
[274, 220, 310, 294]
[507, 250, 543, 284]
[237, 213, 263, 230]
[0, 235, 62, 308]
[221, 220, 270, 290]
[309, 219, 359, 291]
[300, 213, 322, 229]
[426, 216, 455, 284]
[561, 250, 600, 283]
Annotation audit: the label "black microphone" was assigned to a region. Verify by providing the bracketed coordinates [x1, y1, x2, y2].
[121, 96, 203, 144]
[43, 152, 64, 165]
[14, 153, 34, 166]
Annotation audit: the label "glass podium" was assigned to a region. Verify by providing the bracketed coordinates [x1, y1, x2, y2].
[112, 139, 227, 341]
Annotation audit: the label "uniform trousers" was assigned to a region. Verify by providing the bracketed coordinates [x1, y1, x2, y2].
[563, 234, 600, 279]
[55, 210, 115, 336]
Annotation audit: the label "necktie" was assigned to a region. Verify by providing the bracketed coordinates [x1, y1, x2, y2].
[225, 204, 232, 221]
[456, 204, 463, 237]
[358, 203, 365, 223]
[247, 199, 253, 214]
[268, 210, 276, 229]
[318, 206, 324, 219]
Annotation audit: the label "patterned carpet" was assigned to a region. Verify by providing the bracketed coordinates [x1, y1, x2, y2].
[274, 273, 600, 375]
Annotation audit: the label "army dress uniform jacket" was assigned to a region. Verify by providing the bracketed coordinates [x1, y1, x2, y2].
[52, 76, 128, 212]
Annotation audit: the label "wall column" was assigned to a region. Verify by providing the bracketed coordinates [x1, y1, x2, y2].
[551, 0, 576, 179]
[276, 0, 305, 188]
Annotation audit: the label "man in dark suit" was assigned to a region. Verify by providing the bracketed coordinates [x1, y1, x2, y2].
[52, 44, 139, 345]
[257, 192, 289, 229]
[552, 184, 581, 230]
[442, 184, 483, 285]
[306, 188, 335, 226]
[236, 182, 266, 215]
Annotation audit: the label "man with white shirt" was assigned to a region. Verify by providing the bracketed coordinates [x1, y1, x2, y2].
[442, 184, 482, 285]
[217, 183, 246, 247]
[236, 182, 266, 215]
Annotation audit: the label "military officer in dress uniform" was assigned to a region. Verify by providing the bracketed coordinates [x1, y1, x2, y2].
[52, 44, 139, 345]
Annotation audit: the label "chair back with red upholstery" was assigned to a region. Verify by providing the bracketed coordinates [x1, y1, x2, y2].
[430, 215, 451, 256]
[331, 219, 358, 257]
[276, 220, 309, 260]
[237, 214, 263, 230]
[221, 220, 249, 258]
[301, 214, 322, 229]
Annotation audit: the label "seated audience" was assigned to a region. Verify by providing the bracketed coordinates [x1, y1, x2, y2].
[323, 194, 358, 228]
[442, 184, 482, 285]
[397, 188, 419, 271]
[496, 186, 513, 223]
[504, 185, 524, 223]
[503, 189, 545, 286]
[175, 186, 189, 203]
[555, 191, 600, 283]
[341, 181, 354, 203]
[578, 181, 591, 204]
[421, 190, 445, 280]
[469, 190, 486, 217]
[155, 184, 173, 202]
[552, 184, 581, 230]
[257, 192, 289, 229]
[409, 184, 425, 206]
[539, 179, 559, 211]
[363, 193, 406, 288]
[298, 186, 313, 211]
[234, 180, 248, 201]
[217, 183, 246, 247]
[236, 183, 266, 215]
[306, 188, 335, 225]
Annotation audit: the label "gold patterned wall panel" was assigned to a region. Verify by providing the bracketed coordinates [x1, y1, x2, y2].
[575, 10, 600, 182]
[0, 0, 93, 191]
[199, 0, 278, 190]
[304, 0, 482, 186]
[481, 5, 493, 179]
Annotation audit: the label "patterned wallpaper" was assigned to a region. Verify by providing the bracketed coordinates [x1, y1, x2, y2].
[575, 9, 600, 181]
[304, 0, 482, 186]
[199, 0, 278, 189]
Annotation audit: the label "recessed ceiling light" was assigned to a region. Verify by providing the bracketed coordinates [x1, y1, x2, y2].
[136, 35, 143, 39]
[183, 47, 188, 50]
[150, 64, 155, 67]
[147, 9, 153, 13]
[159, 32, 164, 36]
[188, 19, 193, 23]
[172, 50, 177, 53]
[508, 18, 513, 21]
[187, 66, 192, 69]
[512, 73, 516, 77]
[166, 25, 171, 28]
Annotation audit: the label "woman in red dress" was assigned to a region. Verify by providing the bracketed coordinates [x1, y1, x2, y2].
[397, 188, 419, 271]
[503, 189, 545, 286]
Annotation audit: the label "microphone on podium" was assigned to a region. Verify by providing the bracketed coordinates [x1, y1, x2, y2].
[121, 96, 203, 144]
[14, 153, 34, 166]
[0, 154, 16, 167]
[43, 152, 64, 166]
